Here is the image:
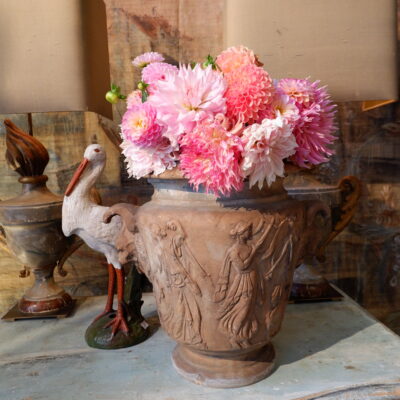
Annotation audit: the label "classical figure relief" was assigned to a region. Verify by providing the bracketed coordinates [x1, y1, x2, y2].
[263, 219, 293, 281]
[214, 216, 295, 347]
[213, 216, 276, 348]
[267, 280, 293, 337]
[264, 221, 297, 336]
[151, 220, 208, 346]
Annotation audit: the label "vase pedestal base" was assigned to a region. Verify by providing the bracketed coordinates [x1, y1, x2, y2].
[2, 299, 75, 321]
[18, 292, 73, 314]
[172, 343, 275, 388]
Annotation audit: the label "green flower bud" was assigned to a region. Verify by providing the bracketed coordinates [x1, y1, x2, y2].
[105, 91, 119, 104]
[137, 81, 148, 91]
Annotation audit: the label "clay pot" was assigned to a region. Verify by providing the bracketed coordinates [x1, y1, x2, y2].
[106, 172, 331, 388]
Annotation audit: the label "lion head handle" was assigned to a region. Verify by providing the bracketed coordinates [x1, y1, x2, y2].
[103, 203, 147, 273]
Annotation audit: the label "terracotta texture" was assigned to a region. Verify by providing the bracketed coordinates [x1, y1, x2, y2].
[106, 173, 331, 387]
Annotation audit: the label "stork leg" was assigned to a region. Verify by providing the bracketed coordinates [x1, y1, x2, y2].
[93, 263, 115, 322]
[105, 267, 129, 336]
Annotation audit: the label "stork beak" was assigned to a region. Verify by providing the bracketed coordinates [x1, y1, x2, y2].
[65, 158, 89, 196]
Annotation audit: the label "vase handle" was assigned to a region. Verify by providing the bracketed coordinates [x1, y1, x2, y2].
[103, 203, 144, 271]
[316, 175, 361, 261]
[0, 225, 30, 277]
[56, 235, 84, 277]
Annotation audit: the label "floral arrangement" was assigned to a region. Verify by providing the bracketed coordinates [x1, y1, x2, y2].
[114, 47, 336, 197]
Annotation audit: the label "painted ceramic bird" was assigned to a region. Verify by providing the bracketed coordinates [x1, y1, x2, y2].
[62, 144, 128, 335]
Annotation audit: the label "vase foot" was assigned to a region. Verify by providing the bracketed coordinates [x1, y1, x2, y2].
[18, 291, 73, 313]
[172, 343, 275, 388]
[2, 300, 76, 321]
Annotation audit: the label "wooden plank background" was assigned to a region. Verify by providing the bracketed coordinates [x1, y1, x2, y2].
[0, 0, 399, 337]
[103, 0, 224, 123]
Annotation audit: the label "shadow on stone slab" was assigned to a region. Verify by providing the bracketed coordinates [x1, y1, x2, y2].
[85, 311, 150, 350]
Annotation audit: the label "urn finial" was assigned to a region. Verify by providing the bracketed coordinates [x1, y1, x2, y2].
[4, 119, 49, 177]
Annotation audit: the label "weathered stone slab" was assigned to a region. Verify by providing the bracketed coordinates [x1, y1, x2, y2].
[1, 293, 400, 399]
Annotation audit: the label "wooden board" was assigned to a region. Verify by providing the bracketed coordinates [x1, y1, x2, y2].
[31, 111, 121, 195]
[103, 0, 224, 123]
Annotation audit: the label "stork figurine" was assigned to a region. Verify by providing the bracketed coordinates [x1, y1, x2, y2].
[62, 144, 138, 339]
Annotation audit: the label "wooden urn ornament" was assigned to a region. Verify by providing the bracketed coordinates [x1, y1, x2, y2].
[0, 120, 79, 320]
[62, 144, 149, 349]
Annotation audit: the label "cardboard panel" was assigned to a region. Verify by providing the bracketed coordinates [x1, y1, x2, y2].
[225, 0, 398, 101]
[0, 0, 111, 118]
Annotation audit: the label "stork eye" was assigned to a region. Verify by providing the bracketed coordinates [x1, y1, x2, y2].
[94, 148, 100, 153]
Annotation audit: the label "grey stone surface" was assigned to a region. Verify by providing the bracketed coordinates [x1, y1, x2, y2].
[1, 293, 400, 400]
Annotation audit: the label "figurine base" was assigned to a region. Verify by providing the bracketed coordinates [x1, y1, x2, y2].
[172, 343, 275, 388]
[2, 299, 76, 321]
[85, 311, 150, 350]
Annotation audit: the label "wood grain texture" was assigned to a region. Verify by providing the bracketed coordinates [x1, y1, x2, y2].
[30, 111, 121, 195]
[104, 0, 180, 122]
[178, 0, 224, 63]
[103, 0, 224, 123]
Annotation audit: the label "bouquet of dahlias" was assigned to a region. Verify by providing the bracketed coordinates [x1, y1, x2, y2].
[118, 47, 336, 197]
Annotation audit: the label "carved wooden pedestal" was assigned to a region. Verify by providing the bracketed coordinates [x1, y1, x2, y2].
[105, 172, 331, 388]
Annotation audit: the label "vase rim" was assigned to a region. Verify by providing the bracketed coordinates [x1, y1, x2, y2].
[146, 163, 302, 181]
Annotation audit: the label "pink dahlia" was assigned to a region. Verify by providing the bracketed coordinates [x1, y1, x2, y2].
[132, 52, 164, 68]
[241, 115, 297, 189]
[257, 90, 299, 127]
[126, 90, 142, 109]
[278, 78, 337, 167]
[179, 118, 243, 196]
[224, 63, 274, 125]
[121, 137, 176, 179]
[148, 64, 227, 146]
[142, 62, 178, 91]
[216, 45, 261, 74]
[278, 78, 314, 106]
[121, 102, 164, 147]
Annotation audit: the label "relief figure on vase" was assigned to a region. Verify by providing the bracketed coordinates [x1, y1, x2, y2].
[150, 223, 170, 322]
[213, 216, 275, 348]
[151, 220, 208, 346]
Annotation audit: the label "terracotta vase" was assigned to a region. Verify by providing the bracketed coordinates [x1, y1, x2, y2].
[105, 171, 331, 388]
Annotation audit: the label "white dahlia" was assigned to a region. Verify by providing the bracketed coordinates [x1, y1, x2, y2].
[241, 115, 298, 189]
[121, 138, 176, 179]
